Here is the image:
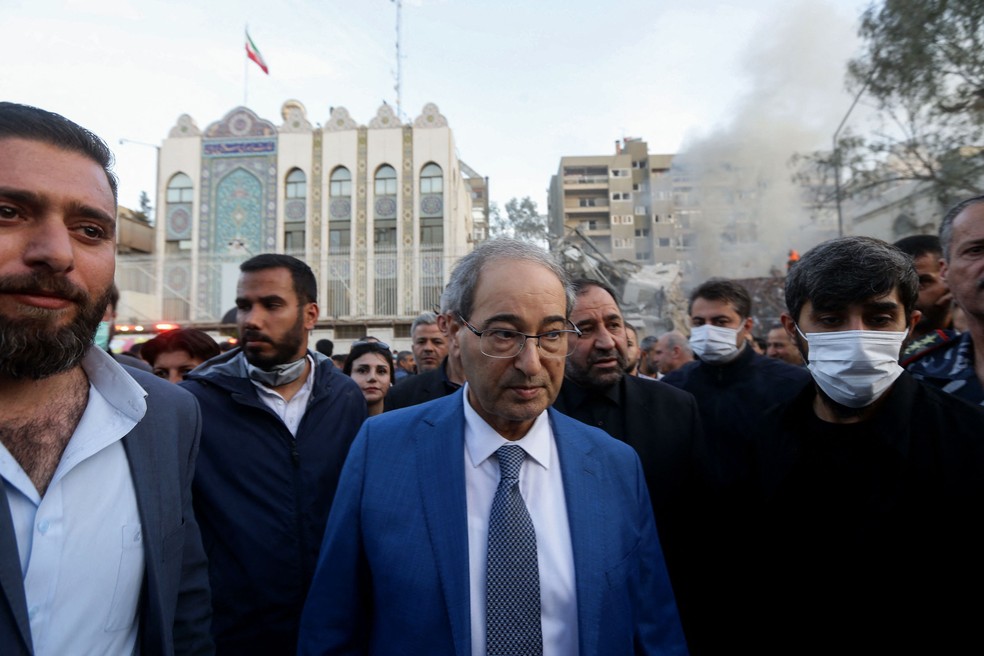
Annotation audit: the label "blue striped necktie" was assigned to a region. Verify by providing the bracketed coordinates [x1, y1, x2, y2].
[486, 443, 543, 656]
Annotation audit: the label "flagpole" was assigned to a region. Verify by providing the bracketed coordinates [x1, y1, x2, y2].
[243, 25, 249, 107]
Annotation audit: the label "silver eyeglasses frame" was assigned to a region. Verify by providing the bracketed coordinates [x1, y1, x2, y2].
[456, 314, 582, 359]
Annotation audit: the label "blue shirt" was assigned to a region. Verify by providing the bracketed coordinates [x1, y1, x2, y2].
[0, 348, 146, 655]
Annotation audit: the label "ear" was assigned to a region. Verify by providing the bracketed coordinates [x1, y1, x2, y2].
[908, 309, 923, 334]
[939, 257, 949, 284]
[436, 313, 451, 336]
[780, 312, 808, 359]
[738, 316, 754, 343]
[303, 301, 319, 331]
[447, 315, 463, 352]
[780, 312, 797, 338]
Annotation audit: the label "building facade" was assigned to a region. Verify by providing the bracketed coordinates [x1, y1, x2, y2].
[140, 100, 484, 328]
[548, 138, 689, 268]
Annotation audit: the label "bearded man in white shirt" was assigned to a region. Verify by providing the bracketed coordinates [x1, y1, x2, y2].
[0, 102, 211, 655]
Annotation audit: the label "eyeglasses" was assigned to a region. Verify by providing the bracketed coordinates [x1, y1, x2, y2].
[457, 315, 582, 359]
[352, 339, 391, 351]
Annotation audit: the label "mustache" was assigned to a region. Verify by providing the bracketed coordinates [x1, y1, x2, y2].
[588, 348, 627, 367]
[0, 272, 87, 304]
[241, 329, 272, 344]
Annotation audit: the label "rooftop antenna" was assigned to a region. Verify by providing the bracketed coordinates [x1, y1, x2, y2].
[392, 0, 404, 121]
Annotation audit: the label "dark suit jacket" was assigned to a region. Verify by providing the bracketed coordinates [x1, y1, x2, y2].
[0, 367, 213, 655]
[297, 390, 688, 655]
[553, 375, 709, 650]
[383, 357, 460, 411]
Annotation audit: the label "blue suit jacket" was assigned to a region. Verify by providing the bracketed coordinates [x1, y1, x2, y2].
[298, 389, 688, 655]
[0, 367, 213, 655]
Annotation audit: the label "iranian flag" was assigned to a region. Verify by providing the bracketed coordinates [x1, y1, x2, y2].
[245, 29, 269, 75]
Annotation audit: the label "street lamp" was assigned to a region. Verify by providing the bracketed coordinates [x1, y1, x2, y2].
[118, 138, 161, 226]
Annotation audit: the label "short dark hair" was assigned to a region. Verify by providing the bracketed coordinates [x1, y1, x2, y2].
[689, 278, 752, 318]
[939, 194, 984, 260]
[141, 328, 221, 367]
[571, 278, 622, 311]
[397, 350, 413, 363]
[893, 234, 942, 260]
[343, 342, 395, 383]
[785, 236, 918, 322]
[240, 254, 317, 305]
[0, 102, 118, 203]
[315, 338, 334, 357]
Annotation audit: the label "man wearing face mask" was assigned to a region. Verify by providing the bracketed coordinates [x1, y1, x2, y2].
[739, 236, 984, 653]
[661, 278, 811, 489]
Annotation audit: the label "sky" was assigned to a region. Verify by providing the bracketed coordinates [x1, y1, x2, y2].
[3, 0, 870, 221]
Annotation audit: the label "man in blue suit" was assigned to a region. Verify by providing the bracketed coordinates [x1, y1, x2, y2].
[299, 239, 687, 655]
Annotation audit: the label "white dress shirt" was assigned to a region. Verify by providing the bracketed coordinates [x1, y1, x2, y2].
[462, 383, 578, 656]
[0, 347, 146, 656]
[248, 354, 315, 437]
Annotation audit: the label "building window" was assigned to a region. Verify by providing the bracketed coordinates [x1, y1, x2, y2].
[612, 192, 632, 202]
[375, 164, 398, 196]
[328, 166, 353, 317]
[284, 169, 306, 253]
[611, 169, 629, 178]
[420, 163, 443, 195]
[374, 165, 398, 315]
[635, 206, 647, 216]
[286, 168, 306, 199]
[166, 173, 193, 203]
[635, 228, 650, 237]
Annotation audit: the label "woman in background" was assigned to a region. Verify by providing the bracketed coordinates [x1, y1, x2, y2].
[343, 341, 395, 416]
[141, 328, 221, 383]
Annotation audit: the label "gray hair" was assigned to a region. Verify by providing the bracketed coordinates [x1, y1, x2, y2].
[410, 311, 438, 335]
[443, 238, 574, 320]
[660, 330, 692, 355]
[785, 236, 918, 322]
[939, 194, 984, 260]
[639, 335, 659, 352]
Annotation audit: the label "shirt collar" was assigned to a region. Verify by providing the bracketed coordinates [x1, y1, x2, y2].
[461, 382, 552, 471]
[82, 346, 148, 422]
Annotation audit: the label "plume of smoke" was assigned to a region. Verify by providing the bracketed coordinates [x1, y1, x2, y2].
[674, 2, 859, 282]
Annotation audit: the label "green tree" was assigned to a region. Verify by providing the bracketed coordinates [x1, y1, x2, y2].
[796, 0, 984, 209]
[487, 196, 549, 245]
[132, 190, 152, 223]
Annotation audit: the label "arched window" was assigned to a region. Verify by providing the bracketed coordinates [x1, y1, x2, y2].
[329, 167, 352, 252]
[283, 169, 306, 254]
[330, 167, 352, 197]
[166, 173, 193, 203]
[286, 168, 306, 199]
[327, 167, 353, 316]
[420, 163, 443, 194]
[374, 165, 397, 196]
[373, 165, 398, 314]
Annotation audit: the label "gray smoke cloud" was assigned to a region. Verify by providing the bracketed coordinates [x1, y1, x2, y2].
[673, 1, 860, 282]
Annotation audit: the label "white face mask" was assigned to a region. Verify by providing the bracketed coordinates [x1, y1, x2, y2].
[796, 327, 907, 408]
[690, 324, 741, 363]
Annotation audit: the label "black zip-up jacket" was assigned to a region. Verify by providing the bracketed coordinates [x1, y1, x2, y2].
[181, 349, 366, 655]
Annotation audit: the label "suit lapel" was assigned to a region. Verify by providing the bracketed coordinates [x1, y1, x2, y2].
[415, 392, 471, 656]
[0, 484, 32, 654]
[551, 409, 606, 655]
[121, 413, 165, 655]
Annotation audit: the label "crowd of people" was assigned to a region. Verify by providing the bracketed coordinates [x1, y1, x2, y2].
[2, 100, 984, 656]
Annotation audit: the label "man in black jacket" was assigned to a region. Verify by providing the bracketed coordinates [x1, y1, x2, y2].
[739, 236, 984, 653]
[551, 278, 709, 650]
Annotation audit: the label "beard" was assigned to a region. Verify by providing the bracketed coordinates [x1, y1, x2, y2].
[0, 272, 111, 380]
[565, 346, 627, 391]
[240, 307, 307, 370]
